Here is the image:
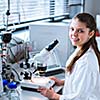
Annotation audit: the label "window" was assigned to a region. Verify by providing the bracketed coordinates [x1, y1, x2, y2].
[68, 0, 85, 18]
[0, 0, 69, 30]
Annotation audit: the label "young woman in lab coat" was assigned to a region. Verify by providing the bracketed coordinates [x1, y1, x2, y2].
[38, 13, 100, 100]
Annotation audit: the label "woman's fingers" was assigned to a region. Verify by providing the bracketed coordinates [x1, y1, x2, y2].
[37, 86, 46, 92]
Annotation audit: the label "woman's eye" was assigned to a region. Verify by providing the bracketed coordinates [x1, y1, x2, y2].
[70, 28, 74, 31]
[77, 29, 84, 33]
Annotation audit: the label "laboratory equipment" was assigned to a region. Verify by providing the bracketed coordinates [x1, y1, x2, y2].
[20, 77, 55, 92]
[36, 63, 47, 76]
[0, 31, 15, 81]
[7, 81, 20, 100]
[32, 39, 59, 64]
[20, 39, 60, 79]
[20, 39, 60, 91]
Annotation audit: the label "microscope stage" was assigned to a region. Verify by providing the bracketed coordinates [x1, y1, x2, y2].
[20, 77, 55, 91]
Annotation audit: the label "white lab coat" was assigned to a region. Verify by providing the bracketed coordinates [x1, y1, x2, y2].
[60, 47, 100, 100]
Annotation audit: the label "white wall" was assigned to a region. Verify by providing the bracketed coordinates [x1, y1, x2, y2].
[85, 0, 100, 17]
[96, 15, 100, 32]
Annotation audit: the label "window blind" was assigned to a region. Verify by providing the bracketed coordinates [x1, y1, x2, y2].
[0, 0, 69, 30]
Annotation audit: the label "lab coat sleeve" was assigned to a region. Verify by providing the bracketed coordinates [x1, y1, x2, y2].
[60, 59, 98, 100]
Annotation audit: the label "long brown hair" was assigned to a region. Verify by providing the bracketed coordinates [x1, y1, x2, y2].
[67, 13, 100, 73]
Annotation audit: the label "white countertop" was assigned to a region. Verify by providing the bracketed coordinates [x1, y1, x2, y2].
[0, 73, 64, 100]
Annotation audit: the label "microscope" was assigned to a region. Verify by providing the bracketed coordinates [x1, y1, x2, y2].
[31, 39, 59, 74]
[20, 39, 59, 91]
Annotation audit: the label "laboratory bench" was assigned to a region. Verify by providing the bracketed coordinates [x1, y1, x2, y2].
[20, 73, 64, 100]
[0, 72, 64, 100]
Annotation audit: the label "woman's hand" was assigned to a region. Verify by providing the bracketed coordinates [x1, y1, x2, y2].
[50, 76, 64, 86]
[38, 87, 60, 100]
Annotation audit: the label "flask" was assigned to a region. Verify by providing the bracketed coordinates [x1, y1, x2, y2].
[7, 82, 20, 100]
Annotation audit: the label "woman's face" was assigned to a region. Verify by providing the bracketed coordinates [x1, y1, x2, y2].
[69, 18, 93, 48]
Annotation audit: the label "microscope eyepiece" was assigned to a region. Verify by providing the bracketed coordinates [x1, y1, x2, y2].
[46, 39, 59, 51]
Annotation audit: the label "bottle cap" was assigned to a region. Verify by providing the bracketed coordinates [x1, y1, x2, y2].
[7, 82, 17, 89]
[3, 79, 8, 86]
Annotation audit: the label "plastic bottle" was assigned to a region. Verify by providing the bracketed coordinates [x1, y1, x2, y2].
[7, 82, 20, 100]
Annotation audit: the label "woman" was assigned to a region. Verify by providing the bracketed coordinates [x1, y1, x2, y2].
[38, 13, 100, 100]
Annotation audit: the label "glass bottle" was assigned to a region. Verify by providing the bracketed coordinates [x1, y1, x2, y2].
[7, 82, 20, 100]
